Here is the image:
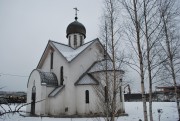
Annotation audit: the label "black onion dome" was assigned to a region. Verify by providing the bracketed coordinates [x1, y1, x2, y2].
[66, 20, 86, 38]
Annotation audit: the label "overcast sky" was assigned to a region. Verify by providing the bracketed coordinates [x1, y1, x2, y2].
[0, 0, 103, 91]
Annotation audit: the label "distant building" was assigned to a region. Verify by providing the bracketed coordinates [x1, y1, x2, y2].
[0, 91, 26, 104]
[26, 11, 125, 117]
[155, 86, 180, 101]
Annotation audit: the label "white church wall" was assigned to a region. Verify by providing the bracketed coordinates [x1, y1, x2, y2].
[91, 71, 125, 113]
[70, 41, 103, 84]
[41, 51, 51, 72]
[63, 41, 103, 115]
[40, 47, 69, 86]
[44, 86, 55, 114]
[76, 85, 99, 115]
[27, 39, 125, 116]
[41, 84, 47, 115]
[26, 70, 43, 115]
[48, 90, 65, 115]
[52, 50, 69, 86]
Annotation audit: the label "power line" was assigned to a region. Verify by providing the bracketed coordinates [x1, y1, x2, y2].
[0, 73, 28, 78]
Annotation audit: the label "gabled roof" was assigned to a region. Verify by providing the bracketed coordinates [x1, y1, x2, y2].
[74, 59, 125, 86]
[88, 59, 125, 73]
[51, 39, 95, 62]
[37, 38, 100, 68]
[75, 74, 99, 85]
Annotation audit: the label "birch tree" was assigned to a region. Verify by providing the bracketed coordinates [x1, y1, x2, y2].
[141, 0, 163, 120]
[121, 0, 148, 121]
[158, 0, 180, 119]
[95, 0, 125, 121]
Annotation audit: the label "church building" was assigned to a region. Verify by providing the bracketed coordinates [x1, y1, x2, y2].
[26, 10, 125, 117]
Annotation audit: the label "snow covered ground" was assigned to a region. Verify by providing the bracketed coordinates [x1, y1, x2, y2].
[0, 102, 178, 121]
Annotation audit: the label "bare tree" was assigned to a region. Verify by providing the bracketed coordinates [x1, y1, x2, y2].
[121, 0, 148, 121]
[141, 0, 163, 120]
[158, 0, 180, 119]
[95, 0, 126, 121]
[0, 98, 44, 120]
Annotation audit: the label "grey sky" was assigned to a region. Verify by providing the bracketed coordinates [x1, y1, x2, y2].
[0, 0, 103, 91]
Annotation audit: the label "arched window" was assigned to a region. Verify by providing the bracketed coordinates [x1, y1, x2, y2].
[50, 51, 53, 69]
[85, 90, 89, 103]
[60, 66, 64, 85]
[74, 35, 77, 47]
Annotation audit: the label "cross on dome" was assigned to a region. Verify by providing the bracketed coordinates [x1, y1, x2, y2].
[73, 7, 79, 21]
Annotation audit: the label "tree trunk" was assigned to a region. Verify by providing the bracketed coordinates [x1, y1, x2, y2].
[110, 5, 116, 121]
[133, 0, 148, 121]
[143, 0, 153, 120]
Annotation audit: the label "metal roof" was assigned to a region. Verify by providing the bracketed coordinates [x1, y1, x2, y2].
[75, 74, 99, 85]
[37, 70, 58, 86]
[49, 85, 65, 97]
[66, 20, 86, 38]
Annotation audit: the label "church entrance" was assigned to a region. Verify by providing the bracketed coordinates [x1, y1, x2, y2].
[31, 86, 36, 115]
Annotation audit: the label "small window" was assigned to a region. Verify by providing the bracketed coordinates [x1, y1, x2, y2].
[60, 66, 64, 85]
[50, 52, 53, 69]
[80, 36, 83, 46]
[69, 36, 71, 46]
[74, 35, 77, 46]
[85, 90, 89, 103]
[120, 86, 123, 102]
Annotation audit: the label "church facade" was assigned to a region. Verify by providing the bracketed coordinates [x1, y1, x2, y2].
[26, 15, 125, 117]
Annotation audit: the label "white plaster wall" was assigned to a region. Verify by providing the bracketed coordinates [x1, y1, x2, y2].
[91, 71, 125, 112]
[48, 90, 65, 115]
[26, 70, 43, 115]
[44, 86, 54, 114]
[40, 47, 69, 86]
[51, 50, 69, 86]
[41, 84, 47, 115]
[64, 41, 103, 115]
[27, 69, 59, 115]
[41, 51, 51, 72]
[39, 47, 70, 115]
[76, 85, 99, 115]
